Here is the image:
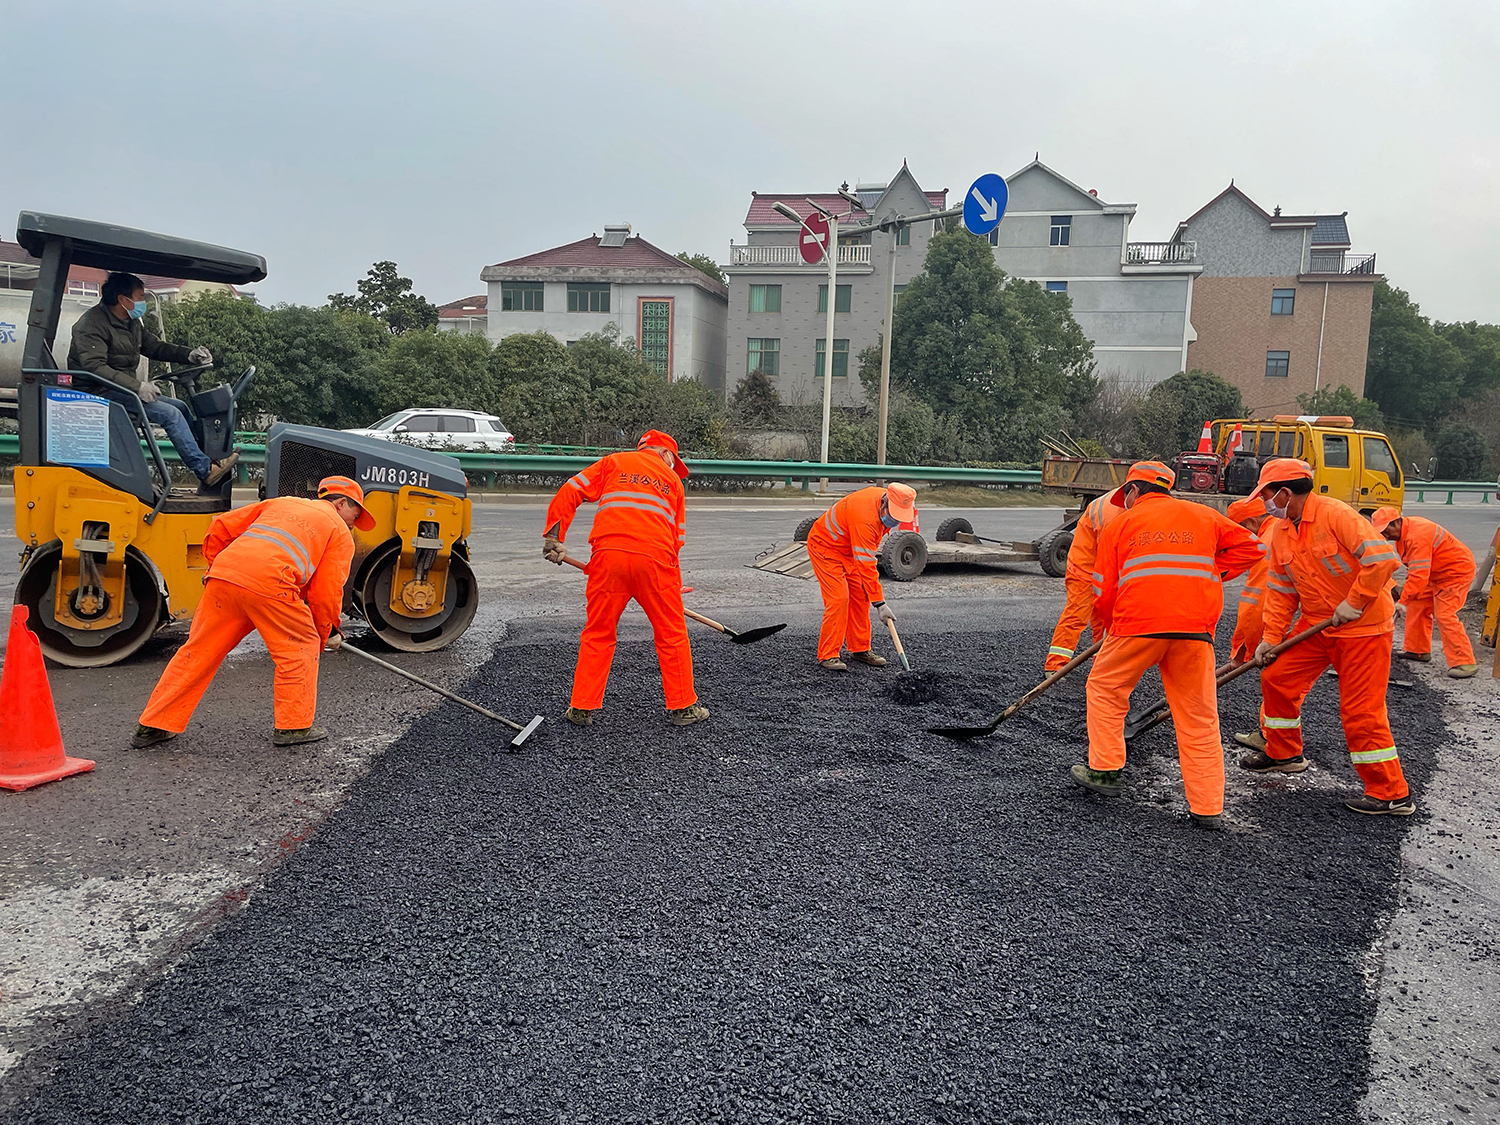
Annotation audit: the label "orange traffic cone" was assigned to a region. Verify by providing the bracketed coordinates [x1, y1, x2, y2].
[0, 605, 94, 791]
[1227, 422, 1243, 459]
[1196, 422, 1213, 453]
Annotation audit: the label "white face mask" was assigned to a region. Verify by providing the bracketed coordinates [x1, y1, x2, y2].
[1263, 490, 1289, 519]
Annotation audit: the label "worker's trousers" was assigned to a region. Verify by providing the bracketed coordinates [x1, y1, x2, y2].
[139, 578, 321, 732]
[572, 549, 695, 710]
[807, 539, 878, 661]
[1046, 576, 1094, 672]
[1258, 630, 1408, 801]
[1403, 567, 1477, 667]
[1087, 635, 1223, 815]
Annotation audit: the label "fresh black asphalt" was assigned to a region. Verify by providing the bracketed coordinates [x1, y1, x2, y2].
[5, 620, 1443, 1124]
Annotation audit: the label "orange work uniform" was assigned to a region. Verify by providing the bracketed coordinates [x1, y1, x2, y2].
[806, 487, 890, 661]
[1086, 493, 1265, 815]
[1046, 488, 1124, 672]
[1393, 516, 1476, 667]
[1258, 496, 1407, 800]
[1229, 527, 1274, 664]
[139, 497, 354, 732]
[546, 450, 695, 710]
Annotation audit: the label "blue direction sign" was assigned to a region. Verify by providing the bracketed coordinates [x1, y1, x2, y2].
[963, 173, 1008, 236]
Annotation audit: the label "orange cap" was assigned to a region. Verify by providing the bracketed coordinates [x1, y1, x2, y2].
[1370, 506, 1402, 533]
[1226, 496, 1267, 525]
[1249, 457, 1313, 498]
[1109, 460, 1176, 505]
[638, 429, 688, 479]
[885, 482, 916, 522]
[318, 475, 376, 531]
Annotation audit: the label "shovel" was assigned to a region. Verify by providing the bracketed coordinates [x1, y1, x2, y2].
[886, 619, 912, 672]
[1122, 660, 1236, 740]
[338, 643, 545, 750]
[1126, 617, 1336, 742]
[561, 554, 786, 645]
[929, 639, 1104, 741]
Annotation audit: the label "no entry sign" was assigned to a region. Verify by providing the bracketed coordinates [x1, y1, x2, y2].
[799, 213, 830, 264]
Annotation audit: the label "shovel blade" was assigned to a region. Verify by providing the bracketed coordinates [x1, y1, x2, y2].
[897, 651, 913, 673]
[928, 714, 1005, 740]
[508, 715, 545, 750]
[728, 622, 788, 645]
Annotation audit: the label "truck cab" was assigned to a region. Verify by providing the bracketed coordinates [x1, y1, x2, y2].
[1215, 415, 1403, 515]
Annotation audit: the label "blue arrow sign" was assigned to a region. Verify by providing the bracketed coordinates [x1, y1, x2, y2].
[963, 173, 1008, 236]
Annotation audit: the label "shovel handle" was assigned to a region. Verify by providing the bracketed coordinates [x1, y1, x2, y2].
[560, 550, 730, 636]
[885, 619, 906, 658]
[339, 642, 523, 731]
[1216, 616, 1337, 688]
[1005, 638, 1104, 720]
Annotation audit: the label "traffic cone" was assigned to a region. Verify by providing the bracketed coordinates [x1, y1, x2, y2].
[0, 605, 94, 791]
[1196, 422, 1213, 453]
[1227, 422, 1243, 460]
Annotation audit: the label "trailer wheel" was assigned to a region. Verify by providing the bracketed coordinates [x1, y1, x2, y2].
[1037, 527, 1073, 578]
[935, 516, 973, 542]
[878, 530, 928, 582]
[794, 515, 818, 542]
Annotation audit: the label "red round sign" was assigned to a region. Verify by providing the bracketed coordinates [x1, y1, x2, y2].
[798, 213, 830, 264]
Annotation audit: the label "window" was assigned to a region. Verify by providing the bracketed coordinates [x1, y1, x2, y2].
[815, 338, 850, 380]
[1046, 281, 1068, 295]
[893, 284, 907, 306]
[896, 226, 910, 246]
[1364, 436, 1402, 485]
[1271, 288, 1296, 316]
[372, 412, 407, 430]
[1050, 216, 1072, 246]
[500, 283, 543, 311]
[403, 415, 444, 433]
[444, 415, 476, 433]
[1252, 428, 1303, 458]
[988, 228, 999, 246]
[66, 279, 99, 298]
[1322, 433, 1349, 469]
[749, 284, 781, 313]
[567, 283, 610, 313]
[639, 300, 671, 375]
[747, 338, 779, 377]
[1265, 350, 1290, 378]
[817, 284, 851, 314]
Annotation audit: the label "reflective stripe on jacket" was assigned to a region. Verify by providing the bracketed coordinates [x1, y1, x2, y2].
[203, 496, 356, 641]
[1230, 528, 1274, 658]
[1091, 492, 1266, 638]
[1064, 488, 1124, 587]
[1394, 515, 1476, 604]
[544, 449, 687, 568]
[806, 485, 888, 604]
[1261, 494, 1399, 643]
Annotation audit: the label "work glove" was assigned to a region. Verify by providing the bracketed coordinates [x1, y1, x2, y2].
[1254, 641, 1277, 667]
[1392, 601, 1406, 619]
[137, 379, 160, 404]
[187, 346, 213, 366]
[324, 628, 343, 651]
[542, 537, 566, 565]
[1330, 599, 1362, 626]
[873, 601, 895, 625]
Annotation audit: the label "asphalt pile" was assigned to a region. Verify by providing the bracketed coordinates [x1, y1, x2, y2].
[6, 621, 1445, 1125]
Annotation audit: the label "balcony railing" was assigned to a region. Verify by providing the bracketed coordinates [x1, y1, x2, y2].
[1125, 241, 1197, 265]
[1307, 251, 1377, 275]
[729, 243, 873, 267]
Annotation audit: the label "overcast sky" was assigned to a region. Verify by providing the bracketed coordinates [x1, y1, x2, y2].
[9, 1, 1496, 321]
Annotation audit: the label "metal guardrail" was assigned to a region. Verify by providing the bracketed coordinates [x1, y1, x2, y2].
[1412, 481, 1496, 504]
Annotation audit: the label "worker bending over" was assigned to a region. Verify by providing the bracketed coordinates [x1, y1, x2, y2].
[133, 476, 374, 748]
[1071, 462, 1265, 828]
[1243, 460, 1414, 816]
[1371, 508, 1478, 678]
[1045, 487, 1123, 674]
[543, 431, 707, 728]
[806, 483, 915, 671]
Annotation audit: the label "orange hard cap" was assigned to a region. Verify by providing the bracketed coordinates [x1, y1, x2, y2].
[638, 429, 688, 479]
[1370, 506, 1402, 533]
[884, 482, 916, 522]
[1250, 458, 1313, 498]
[318, 475, 376, 531]
[1226, 496, 1267, 525]
[1109, 461, 1176, 506]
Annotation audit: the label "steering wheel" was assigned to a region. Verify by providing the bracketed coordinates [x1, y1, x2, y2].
[162, 362, 215, 386]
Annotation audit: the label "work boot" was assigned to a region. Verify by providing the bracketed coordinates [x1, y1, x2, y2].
[204, 452, 240, 487]
[1448, 664, 1479, 679]
[667, 703, 710, 727]
[273, 726, 328, 747]
[1190, 812, 1223, 831]
[1345, 793, 1417, 816]
[847, 650, 887, 667]
[1239, 748, 1308, 773]
[1233, 730, 1267, 752]
[564, 706, 594, 727]
[1398, 651, 1432, 663]
[1069, 763, 1123, 797]
[131, 724, 177, 749]
[819, 658, 849, 672]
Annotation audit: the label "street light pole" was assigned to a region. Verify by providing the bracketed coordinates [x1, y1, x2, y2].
[818, 212, 838, 492]
[877, 229, 897, 467]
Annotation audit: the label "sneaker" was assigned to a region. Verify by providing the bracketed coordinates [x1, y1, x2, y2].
[131, 723, 177, 749]
[1233, 730, 1267, 752]
[1398, 651, 1432, 663]
[1238, 749, 1308, 773]
[204, 452, 240, 487]
[1345, 793, 1417, 816]
[1190, 812, 1223, 831]
[847, 650, 887, 667]
[1447, 664, 1479, 679]
[667, 703, 710, 727]
[1069, 763, 1123, 797]
[273, 726, 328, 746]
[564, 706, 594, 727]
[819, 658, 849, 672]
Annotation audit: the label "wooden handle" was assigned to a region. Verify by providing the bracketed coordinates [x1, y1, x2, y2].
[1215, 616, 1336, 688]
[561, 553, 587, 572]
[339, 643, 522, 731]
[684, 607, 728, 634]
[1006, 638, 1104, 719]
[885, 619, 905, 655]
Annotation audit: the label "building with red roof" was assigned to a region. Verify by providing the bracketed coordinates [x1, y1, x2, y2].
[436, 294, 487, 337]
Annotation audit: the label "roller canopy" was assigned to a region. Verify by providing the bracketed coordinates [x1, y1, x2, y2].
[15, 211, 267, 285]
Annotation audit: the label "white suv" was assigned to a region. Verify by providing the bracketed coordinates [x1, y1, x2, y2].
[345, 409, 516, 452]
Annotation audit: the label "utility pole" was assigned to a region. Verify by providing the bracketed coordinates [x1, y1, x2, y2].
[877, 231, 897, 467]
[818, 211, 838, 492]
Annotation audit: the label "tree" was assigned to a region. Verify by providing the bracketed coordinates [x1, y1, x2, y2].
[1433, 423, 1490, 480]
[1294, 384, 1385, 431]
[374, 330, 497, 418]
[1364, 280, 1465, 428]
[1130, 370, 1244, 458]
[1435, 320, 1500, 405]
[676, 252, 725, 286]
[729, 368, 782, 427]
[328, 261, 439, 335]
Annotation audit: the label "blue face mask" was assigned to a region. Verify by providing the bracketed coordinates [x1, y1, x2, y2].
[128, 300, 147, 320]
[880, 511, 900, 529]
